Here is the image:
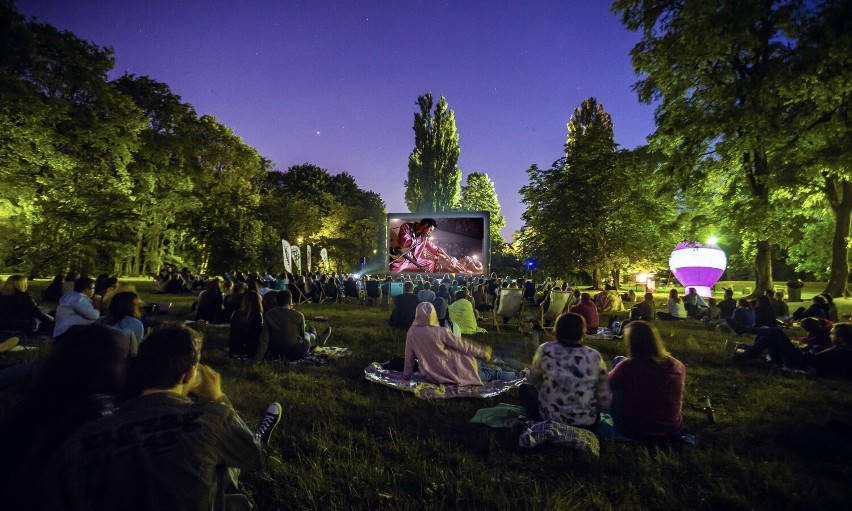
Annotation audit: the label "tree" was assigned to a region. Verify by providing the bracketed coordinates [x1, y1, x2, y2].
[520, 99, 669, 288]
[612, 0, 802, 296]
[460, 172, 505, 259]
[0, 3, 146, 275]
[404, 93, 461, 212]
[781, 0, 852, 296]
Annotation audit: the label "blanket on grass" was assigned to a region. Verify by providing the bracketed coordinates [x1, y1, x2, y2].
[364, 362, 524, 399]
[586, 327, 616, 340]
[287, 346, 349, 366]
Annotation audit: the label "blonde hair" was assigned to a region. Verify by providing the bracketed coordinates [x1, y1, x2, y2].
[1, 275, 27, 296]
[101, 282, 138, 311]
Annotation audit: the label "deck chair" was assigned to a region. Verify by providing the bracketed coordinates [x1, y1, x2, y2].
[344, 280, 362, 304]
[321, 282, 341, 303]
[492, 288, 524, 332]
[388, 282, 404, 308]
[540, 290, 573, 332]
[365, 280, 382, 305]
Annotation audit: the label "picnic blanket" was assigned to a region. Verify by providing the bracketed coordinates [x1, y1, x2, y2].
[586, 327, 616, 340]
[287, 346, 349, 366]
[364, 362, 524, 399]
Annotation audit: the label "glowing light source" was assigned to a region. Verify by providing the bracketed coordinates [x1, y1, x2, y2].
[669, 241, 727, 297]
[707, 236, 719, 245]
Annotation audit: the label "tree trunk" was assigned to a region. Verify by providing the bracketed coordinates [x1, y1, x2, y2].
[613, 268, 621, 290]
[593, 267, 602, 290]
[824, 177, 852, 297]
[753, 240, 773, 296]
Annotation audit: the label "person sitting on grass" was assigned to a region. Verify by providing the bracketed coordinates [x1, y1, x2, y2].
[569, 293, 600, 334]
[195, 278, 225, 323]
[0, 324, 128, 510]
[0, 274, 54, 335]
[518, 312, 611, 430]
[417, 281, 436, 303]
[629, 293, 656, 322]
[46, 324, 282, 510]
[608, 321, 685, 442]
[448, 290, 487, 334]
[753, 294, 777, 328]
[229, 290, 264, 359]
[657, 288, 687, 320]
[716, 288, 737, 319]
[821, 293, 839, 322]
[695, 298, 722, 327]
[257, 290, 330, 362]
[403, 302, 516, 386]
[726, 319, 852, 378]
[728, 298, 755, 330]
[98, 291, 145, 356]
[798, 317, 833, 352]
[791, 295, 829, 322]
[389, 281, 420, 330]
[53, 276, 100, 338]
[683, 287, 707, 318]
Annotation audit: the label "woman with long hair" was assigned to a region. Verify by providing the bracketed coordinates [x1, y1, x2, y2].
[100, 291, 145, 356]
[229, 290, 264, 358]
[658, 288, 687, 320]
[608, 321, 685, 441]
[196, 278, 224, 323]
[520, 312, 611, 429]
[0, 275, 54, 334]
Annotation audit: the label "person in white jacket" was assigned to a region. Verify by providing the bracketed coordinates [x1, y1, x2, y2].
[53, 277, 100, 338]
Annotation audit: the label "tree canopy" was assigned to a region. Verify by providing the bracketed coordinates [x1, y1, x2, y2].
[404, 93, 462, 212]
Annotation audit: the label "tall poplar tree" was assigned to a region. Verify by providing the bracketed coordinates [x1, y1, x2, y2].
[460, 172, 506, 254]
[404, 93, 461, 212]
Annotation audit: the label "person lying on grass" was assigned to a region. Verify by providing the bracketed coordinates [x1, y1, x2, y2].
[608, 321, 685, 442]
[518, 312, 611, 431]
[726, 319, 852, 378]
[403, 302, 517, 386]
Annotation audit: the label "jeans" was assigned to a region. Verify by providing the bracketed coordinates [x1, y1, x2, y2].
[477, 365, 518, 382]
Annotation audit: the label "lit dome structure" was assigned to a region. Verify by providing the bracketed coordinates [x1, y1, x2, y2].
[668, 242, 727, 297]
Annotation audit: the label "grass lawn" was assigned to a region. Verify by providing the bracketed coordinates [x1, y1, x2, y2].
[3, 279, 852, 510]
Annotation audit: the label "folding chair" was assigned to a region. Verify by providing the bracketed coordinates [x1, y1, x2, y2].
[492, 288, 524, 332]
[540, 290, 573, 332]
[365, 280, 382, 305]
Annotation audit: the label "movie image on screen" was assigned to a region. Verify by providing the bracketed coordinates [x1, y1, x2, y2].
[387, 212, 489, 275]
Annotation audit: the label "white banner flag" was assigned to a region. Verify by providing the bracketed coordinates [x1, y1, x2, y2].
[320, 248, 328, 270]
[292, 246, 302, 275]
[281, 240, 292, 274]
[307, 245, 312, 273]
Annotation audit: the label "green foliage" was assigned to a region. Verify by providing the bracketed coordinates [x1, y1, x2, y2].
[460, 172, 506, 258]
[520, 99, 673, 285]
[404, 93, 462, 212]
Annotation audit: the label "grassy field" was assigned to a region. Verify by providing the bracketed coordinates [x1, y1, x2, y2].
[3, 279, 852, 510]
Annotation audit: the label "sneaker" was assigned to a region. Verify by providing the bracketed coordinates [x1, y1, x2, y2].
[255, 402, 282, 444]
[0, 336, 20, 353]
[320, 327, 332, 346]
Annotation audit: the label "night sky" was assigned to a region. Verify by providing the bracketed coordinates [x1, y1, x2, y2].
[16, 0, 655, 239]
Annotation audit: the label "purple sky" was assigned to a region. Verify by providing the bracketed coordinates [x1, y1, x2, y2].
[17, 0, 655, 239]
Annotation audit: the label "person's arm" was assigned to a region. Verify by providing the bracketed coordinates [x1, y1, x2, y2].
[594, 355, 612, 411]
[526, 344, 545, 387]
[442, 332, 491, 360]
[190, 365, 263, 468]
[71, 295, 100, 321]
[402, 336, 416, 379]
[607, 359, 624, 390]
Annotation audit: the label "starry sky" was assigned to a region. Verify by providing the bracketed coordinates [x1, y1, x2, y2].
[16, 0, 655, 239]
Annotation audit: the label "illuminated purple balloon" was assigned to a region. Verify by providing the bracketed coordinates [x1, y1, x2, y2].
[669, 242, 727, 297]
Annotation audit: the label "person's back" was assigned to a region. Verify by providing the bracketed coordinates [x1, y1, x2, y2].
[569, 294, 599, 334]
[389, 283, 420, 329]
[608, 321, 684, 440]
[717, 291, 737, 319]
[54, 277, 100, 337]
[447, 291, 486, 334]
[417, 282, 436, 303]
[46, 325, 268, 511]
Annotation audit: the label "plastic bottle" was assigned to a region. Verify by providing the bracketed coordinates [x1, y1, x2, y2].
[702, 395, 716, 424]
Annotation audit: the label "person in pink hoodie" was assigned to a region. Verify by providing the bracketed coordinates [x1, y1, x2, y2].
[403, 302, 516, 385]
